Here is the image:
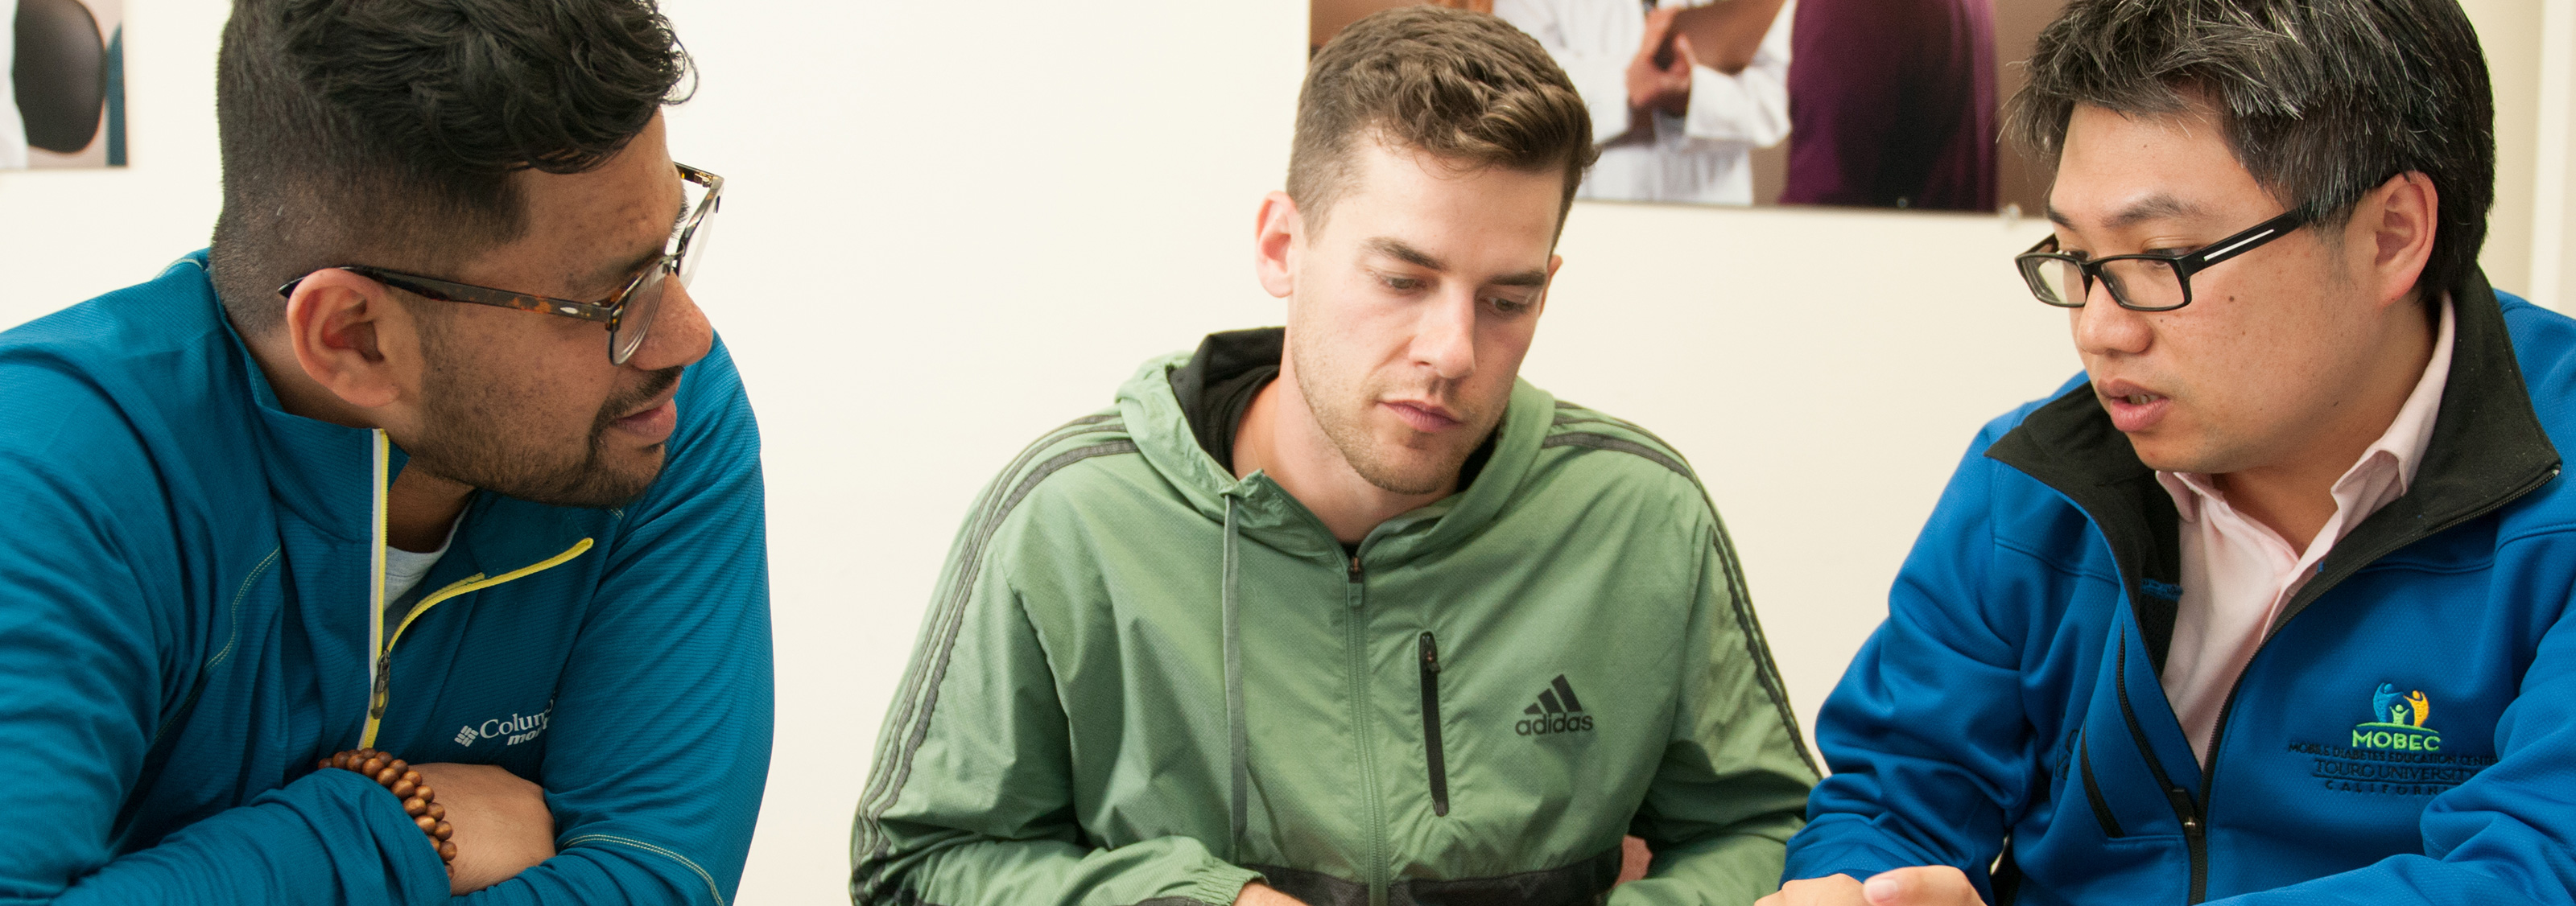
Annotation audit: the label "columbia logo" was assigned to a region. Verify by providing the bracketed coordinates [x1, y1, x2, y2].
[1515, 674, 1595, 735]
[453, 706, 552, 748]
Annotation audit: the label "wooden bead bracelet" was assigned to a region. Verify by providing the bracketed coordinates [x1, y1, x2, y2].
[317, 747, 457, 870]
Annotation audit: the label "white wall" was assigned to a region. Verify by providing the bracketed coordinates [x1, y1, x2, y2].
[0, 1, 2562, 902]
[2533, 0, 2576, 308]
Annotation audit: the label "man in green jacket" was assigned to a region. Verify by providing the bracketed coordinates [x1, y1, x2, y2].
[849, 8, 1815, 905]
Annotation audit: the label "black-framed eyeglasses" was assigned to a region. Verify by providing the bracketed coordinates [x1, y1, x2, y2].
[2014, 208, 2306, 312]
[277, 163, 723, 365]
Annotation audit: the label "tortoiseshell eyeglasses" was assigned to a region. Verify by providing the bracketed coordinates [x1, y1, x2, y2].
[278, 163, 723, 365]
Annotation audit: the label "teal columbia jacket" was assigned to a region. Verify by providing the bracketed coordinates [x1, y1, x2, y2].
[0, 253, 772, 904]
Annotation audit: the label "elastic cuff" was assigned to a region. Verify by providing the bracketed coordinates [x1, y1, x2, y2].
[1184, 864, 1266, 906]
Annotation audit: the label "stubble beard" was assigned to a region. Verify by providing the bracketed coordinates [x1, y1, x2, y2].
[401, 329, 681, 509]
[1290, 333, 1492, 497]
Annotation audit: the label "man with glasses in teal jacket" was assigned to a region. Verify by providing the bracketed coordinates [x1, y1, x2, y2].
[852, 8, 1816, 906]
[1770, 1, 2576, 904]
[0, 1, 768, 903]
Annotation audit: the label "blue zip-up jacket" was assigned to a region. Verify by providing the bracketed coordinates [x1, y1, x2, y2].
[1783, 271, 2576, 904]
[0, 253, 773, 904]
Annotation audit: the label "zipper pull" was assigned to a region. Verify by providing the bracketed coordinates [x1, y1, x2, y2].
[1348, 554, 1363, 581]
[1418, 632, 1440, 673]
[2166, 787, 2202, 835]
[369, 653, 393, 719]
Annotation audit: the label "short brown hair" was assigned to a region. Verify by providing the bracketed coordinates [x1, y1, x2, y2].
[1288, 6, 1596, 235]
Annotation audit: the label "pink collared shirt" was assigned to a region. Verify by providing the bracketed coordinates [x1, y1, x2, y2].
[2155, 298, 2455, 763]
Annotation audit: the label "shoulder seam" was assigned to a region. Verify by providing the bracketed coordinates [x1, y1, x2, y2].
[1541, 431, 1696, 484]
[1709, 525, 1821, 776]
[851, 412, 1123, 863]
[851, 432, 1141, 896]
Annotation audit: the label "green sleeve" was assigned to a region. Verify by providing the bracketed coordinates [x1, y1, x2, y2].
[1609, 521, 1819, 906]
[850, 524, 1260, 906]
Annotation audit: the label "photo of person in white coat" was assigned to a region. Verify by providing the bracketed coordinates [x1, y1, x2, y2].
[1495, 0, 1792, 204]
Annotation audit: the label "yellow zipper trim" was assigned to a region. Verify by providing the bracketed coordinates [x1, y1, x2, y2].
[358, 533, 595, 747]
[364, 431, 390, 741]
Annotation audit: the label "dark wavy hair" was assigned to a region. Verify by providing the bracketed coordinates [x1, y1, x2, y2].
[1289, 6, 1597, 236]
[2006, 0, 2493, 301]
[208, 0, 693, 331]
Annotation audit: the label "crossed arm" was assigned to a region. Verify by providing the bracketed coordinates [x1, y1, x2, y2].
[0, 344, 770, 904]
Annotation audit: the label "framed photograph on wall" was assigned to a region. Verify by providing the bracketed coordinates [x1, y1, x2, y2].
[1310, 0, 2063, 214]
[6, 0, 126, 170]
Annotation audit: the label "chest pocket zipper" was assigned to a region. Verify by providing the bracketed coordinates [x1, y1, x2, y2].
[1418, 632, 1451, 817]
[2078, 730, 2124, 838]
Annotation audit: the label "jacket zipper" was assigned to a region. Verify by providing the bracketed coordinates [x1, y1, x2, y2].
[1346, 554, 1389, 906]
[359, 538, 593, 747]
[2075, 731, 2123, 838]
[1417, 632, 1451, 817]
[2109, 626, 2207, 901]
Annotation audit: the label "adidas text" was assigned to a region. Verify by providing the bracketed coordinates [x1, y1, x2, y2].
[1517, 714, 1595, 735]
[1516, 673, 1595, 735]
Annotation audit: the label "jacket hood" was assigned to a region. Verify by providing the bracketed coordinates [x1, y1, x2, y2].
[1112, 327, 1558, 571]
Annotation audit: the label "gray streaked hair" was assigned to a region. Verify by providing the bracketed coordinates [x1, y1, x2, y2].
[2007, 0, 2493, 299]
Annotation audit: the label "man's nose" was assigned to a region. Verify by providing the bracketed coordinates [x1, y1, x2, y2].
[2070, 280, 2152, 358]
[1412, 290, 1478, 381]
[627, 280, 713, 373]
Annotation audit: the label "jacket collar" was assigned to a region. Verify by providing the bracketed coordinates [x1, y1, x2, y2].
[1117, 327, 1554, 570]
[192, 253, 600, 564]
[1985, 268, 2561, 672]
[148, 253, 393, 544]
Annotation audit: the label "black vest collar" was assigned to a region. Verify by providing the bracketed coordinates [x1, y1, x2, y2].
[1984, 269, 2562, 673]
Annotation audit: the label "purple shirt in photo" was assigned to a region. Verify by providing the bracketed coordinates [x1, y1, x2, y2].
[1779, 0, 1996, 211]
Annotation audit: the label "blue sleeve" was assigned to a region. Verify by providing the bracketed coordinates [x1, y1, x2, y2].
[0, 364, 448, 905]
[1781, 424, 2034, 892]
[457, 337, 774, 905]
[2208, 558, 2576, 906]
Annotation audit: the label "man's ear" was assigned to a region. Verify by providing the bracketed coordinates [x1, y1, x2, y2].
[281, 268, 412, 410]
[2358, 171, 2439, 310]
[1254, 191, 1302, 300]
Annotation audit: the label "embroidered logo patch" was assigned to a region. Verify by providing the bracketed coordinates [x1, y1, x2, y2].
[2355, 683, 2438, 752]
[453, 704, 552, 747]
[2285, 682, 2493, 796]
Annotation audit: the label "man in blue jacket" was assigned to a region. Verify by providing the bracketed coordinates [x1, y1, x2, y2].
[0, 1, 769, 904]
[1769, 1, 2576, 904]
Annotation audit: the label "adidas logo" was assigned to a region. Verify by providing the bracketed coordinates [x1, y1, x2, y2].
[1514, 674, 1596, 736]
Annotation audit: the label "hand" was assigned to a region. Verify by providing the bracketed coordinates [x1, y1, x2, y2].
[1624, 7, 1693, 119]
[1235, 881, 1311, 905]
[1756, 867, 1981, 906]
[1757, 874, 1864, 906]
[412, 763, 557, 895]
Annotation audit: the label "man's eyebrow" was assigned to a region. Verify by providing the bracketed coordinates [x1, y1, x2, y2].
[2046, 194, 2208, 233]
[586, 243, 664, 298]
[1365, 237, 1444, 271]
[582, 189, 689, 296]
[1366, 237, 1546, 288]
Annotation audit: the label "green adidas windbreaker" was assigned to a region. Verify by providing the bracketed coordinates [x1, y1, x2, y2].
[852, 332, 1817, 906]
